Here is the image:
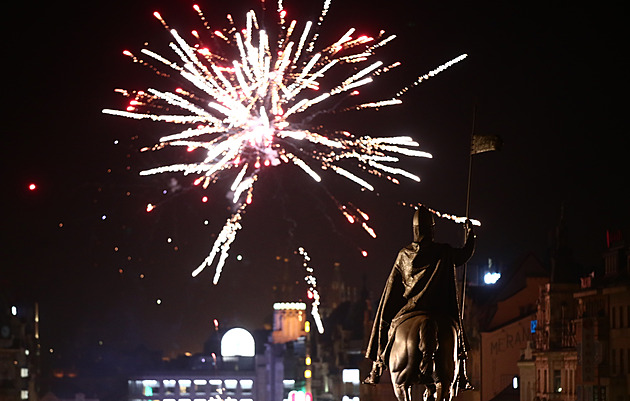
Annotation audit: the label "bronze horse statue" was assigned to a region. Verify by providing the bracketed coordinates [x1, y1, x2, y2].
[388, 313, 459, 401]
[364, 207, 475, 401]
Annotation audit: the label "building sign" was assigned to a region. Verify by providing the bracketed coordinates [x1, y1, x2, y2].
[481, 316, 532, 401]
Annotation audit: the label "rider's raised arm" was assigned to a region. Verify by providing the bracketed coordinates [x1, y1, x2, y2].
[451, 225, 476, 266]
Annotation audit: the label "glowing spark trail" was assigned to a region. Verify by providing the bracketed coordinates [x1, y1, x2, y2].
[299, 247, 324, 334]
[103, 1, 467, 283]
[401, 202, 482, 227]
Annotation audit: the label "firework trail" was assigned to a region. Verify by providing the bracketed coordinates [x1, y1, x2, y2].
[103, 0, 467, 284]
[400, 202, 482, 226]
[298, 247, 324, 334]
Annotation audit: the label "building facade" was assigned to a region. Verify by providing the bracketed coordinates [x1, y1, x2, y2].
[0, 301, 40, 401]
[518, 232, 630, 401]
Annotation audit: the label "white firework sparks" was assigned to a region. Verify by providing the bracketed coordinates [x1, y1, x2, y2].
[299, 247, 324, 334]
[103, 1, 467, 284]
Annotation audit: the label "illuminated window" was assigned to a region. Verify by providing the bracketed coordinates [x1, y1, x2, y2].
[241, 379, 253, 395]
[142, 380, 159, 396]
[553, 370, 561, 392]
[224, 379, 237, 396]
[342, 369, 360, 385]
[21, 390, 28, 400]
[163, 379, 176, 394]
[208, 379, 222, 395]
[20, 368, 28, 378]
[193, 379, 207, 393]
[179, 379, 192, 394]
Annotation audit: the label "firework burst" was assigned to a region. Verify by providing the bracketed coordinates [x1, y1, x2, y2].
[103, 0, 467, 284]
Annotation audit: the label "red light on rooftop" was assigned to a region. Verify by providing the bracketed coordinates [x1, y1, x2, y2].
[28, 183, 37, 191]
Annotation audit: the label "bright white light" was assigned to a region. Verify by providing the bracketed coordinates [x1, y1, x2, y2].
[11, 306, 17, 316]
[240, 379, 253, 389]
[342, 369, 360, 385]
[194, 379, 207, 385]
[273, 302, 306, 310]
[221, 327, 255, 357]
[484, 272, 501, 284]
[513, 376, 518, 389]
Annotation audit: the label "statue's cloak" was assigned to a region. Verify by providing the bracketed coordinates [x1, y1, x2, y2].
[366, 238, 473, 365]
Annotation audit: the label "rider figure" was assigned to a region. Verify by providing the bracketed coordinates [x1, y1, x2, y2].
[364, 206, 475, 385]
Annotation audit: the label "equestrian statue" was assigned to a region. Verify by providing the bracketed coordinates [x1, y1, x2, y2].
[364, 206, 475, 401]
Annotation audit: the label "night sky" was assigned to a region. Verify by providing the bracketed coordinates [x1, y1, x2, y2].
[5, 0, 628, 366]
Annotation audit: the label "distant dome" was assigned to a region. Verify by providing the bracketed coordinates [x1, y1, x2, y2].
[221, 328, 255, 357]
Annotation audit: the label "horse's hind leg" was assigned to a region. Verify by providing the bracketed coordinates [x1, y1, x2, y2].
[434, 319, 458, 401]
[423, 384, 436, 401]
[390, 319, 420, 401]
[418, 317, 438, 382]
[393, 384, 412, 401]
